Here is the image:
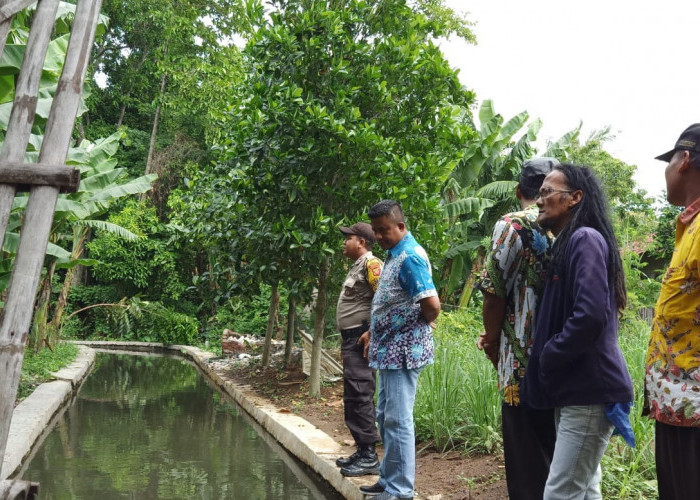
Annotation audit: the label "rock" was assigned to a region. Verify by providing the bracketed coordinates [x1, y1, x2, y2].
[222, 336, 247, 356]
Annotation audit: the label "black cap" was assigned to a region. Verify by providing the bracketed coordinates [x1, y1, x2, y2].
[655, 123, 700, 162]
[339, 222, 375, 244]
[519, 157, 560, 190]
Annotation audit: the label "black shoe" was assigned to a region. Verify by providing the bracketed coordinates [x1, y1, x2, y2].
[359, 481, 385, 495]
[335, 449, 360, 467]
[340, 444, 379, 477]
[340, 460, 380, 477]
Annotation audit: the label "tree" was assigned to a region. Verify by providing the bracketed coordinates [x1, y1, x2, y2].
[182, 0, 476, 395]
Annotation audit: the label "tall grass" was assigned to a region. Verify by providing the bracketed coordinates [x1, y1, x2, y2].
[415, 308, 501, 453]
[601, 315, 657, 499]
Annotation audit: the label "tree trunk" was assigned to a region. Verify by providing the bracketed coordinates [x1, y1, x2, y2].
[116, 103, 126, 128]
[261, 283, 280, 368]
[145, 43, 168, 176]
[309, 258, 329, 396]
[284, 294, 295, 366]
[49, 227, 89, 334]
[459, 247, 486, 309]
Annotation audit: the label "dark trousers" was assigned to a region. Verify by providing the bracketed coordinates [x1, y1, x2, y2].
[502, 402, 556, 500]
[656, 421, 700, 500]
[341, 335, 378, 446]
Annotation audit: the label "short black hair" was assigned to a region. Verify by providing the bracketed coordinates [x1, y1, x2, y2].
[368, 199, 405, 222]
[519, 180, 543, 200]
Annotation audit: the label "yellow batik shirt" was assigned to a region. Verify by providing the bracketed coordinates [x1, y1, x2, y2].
[646, 197, 700, 427]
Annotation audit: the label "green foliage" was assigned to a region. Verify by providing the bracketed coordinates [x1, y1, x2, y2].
[180, 0, 475, 307]
[63, 285, 140, 338]
[88, 199, 186, 300]
[648, 199, 683, 265]
[601, 317, 657, 499]
[415, 308, 501, 453]
[441, 100, 544, 301]
[18, 342, 79, 402]
[134, 303, 200, 345]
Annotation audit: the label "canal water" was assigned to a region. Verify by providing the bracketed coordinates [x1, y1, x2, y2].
[22, 352, 343, 499]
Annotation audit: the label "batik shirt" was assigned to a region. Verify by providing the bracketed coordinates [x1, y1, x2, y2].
[475, 205, 552, 406]
[646, 197, 700, 427]
[369, 232, 437, 370]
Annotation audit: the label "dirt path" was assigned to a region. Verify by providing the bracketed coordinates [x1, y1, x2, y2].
[222, 363, 508, 499]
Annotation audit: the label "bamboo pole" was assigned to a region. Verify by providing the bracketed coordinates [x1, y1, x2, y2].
[0, 0, 60, 247]
[0, 0, 103, 474]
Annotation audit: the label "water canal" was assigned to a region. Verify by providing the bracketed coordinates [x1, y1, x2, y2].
[21, 352, 343, 499]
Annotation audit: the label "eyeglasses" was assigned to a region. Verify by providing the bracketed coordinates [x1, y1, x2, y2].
[537, 187, 574, 199]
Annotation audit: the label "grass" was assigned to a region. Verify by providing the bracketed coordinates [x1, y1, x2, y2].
[415, 308, 501, 453]
[17, 342, 79, 402]
[414, 309, 657, 499]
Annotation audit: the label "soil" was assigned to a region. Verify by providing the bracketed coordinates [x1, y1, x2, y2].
[222, 362, 508, 500]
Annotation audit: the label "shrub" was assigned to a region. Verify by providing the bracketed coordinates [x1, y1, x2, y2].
[88, 199, 186, 301]
[135, 304, 200, 345]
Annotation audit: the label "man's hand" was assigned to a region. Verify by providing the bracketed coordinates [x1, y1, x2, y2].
[419, 295, 441, 324]
[477, 332, 499, 369]
[357, 331, 370, 359]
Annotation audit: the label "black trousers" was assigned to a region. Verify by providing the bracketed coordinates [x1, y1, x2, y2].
[341, 335, 378, 446]
[656, 421, 700, 500]
[502, 402, 556, 500]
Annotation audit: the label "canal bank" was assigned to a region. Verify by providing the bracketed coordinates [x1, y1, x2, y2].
[4, 342, 434, 499]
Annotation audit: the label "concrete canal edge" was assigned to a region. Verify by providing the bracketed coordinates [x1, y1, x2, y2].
[5, 342, 432, 500]
[2, 345, 95, 480]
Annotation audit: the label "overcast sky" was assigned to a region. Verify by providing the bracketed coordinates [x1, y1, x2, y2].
[440, 0, 700, 199]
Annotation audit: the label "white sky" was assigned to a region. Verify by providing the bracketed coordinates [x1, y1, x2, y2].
[440, 0, 700, 199]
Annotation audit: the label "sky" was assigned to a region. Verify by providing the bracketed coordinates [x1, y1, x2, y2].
[440, 0, 700, 199]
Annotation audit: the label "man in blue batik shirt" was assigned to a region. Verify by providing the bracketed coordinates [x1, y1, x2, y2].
[359, 200, 441, 500]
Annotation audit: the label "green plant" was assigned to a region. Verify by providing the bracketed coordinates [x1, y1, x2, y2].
[414, 308, 501, 453]
[135, 304, 199, 345]
[18, 343, 78, 402]
[88, 199, 185, 301]
[600, 316, 657, 499]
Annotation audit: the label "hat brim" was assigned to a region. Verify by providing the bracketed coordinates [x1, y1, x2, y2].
[338, 226, 353, 235]
[655, 149, 675, 162]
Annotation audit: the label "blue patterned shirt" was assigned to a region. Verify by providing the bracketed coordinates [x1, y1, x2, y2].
[369, 232, 437, 370]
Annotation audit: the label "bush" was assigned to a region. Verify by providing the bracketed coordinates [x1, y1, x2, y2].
[88, 199, 186, 301]
[227, 284, 289, 336]
[64, 285, 122, 338]
[136, 304, 200, 345]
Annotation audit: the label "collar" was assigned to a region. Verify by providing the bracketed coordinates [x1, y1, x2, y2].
[679, 196, 700, 225]
[387, 232, 413, 257]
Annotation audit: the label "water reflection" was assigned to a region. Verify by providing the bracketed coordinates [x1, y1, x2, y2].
[23, 353, 342, 499]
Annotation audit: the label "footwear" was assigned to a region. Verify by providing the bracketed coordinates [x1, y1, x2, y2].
[373, 492, 412, 500]
[340, 444, 379, 477]
[359, 481, 384, 495]
[335, 448, 360, 467]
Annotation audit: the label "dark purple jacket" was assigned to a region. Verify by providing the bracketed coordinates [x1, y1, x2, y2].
[522, 227, 633, 409]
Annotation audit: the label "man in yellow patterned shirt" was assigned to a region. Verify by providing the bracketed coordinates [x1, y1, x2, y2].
[646, 123, 700, 500]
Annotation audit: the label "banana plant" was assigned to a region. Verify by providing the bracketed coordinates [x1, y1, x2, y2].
[441, 100, 541, 303]
[3, 131, 156, 349]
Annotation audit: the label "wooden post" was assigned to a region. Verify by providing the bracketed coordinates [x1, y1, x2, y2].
[0, 479, 39, 499]
[0, 0, 103, 474]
